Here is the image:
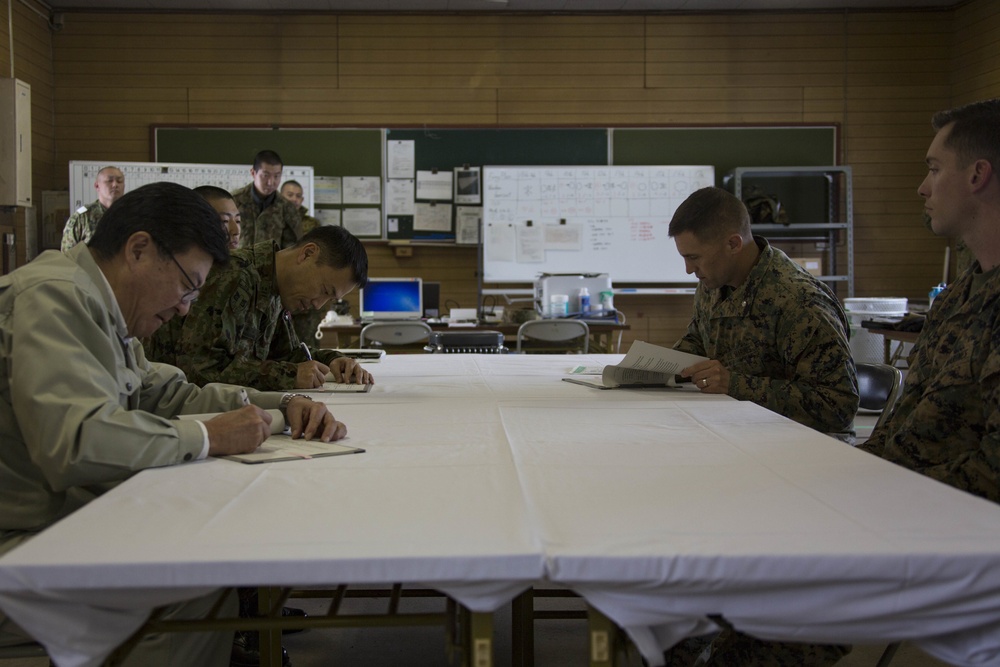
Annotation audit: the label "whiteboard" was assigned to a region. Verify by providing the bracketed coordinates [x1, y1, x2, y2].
[69, 161, 315, 214]
[482, 166, 714, 283]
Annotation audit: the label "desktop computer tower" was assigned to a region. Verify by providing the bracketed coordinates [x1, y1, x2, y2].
[422, 281, 440, 318]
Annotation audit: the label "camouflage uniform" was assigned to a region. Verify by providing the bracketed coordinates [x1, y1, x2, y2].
[298, 205, 321, 235]
[233, 183, 302, 249]
[667, 237, 857, 666]
[60, 200, 107, 252]
[861, 261, 1000, 503]
[290, 205, 328, 342]
[144, 241, 342, 391]
[675, 237, 858, 441]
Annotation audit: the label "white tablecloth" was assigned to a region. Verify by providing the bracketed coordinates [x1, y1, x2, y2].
[4, 354, 1000, 666]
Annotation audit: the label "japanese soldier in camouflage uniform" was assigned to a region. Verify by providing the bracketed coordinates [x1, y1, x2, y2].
[60, 166, 125, 252]
[664, 186, 858, 667]
[233, 149, 302, 249]
[145, 225, 373, 391]
[862, 98, 1000, 504]
[280, 179, 328, 343]
[193, 185, 241, 250]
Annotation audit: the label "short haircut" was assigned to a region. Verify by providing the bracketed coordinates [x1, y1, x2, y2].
[97, 166, 122, 178]
[294, 225, 369, 288]
[88, 182, 230, 267]
[668, 186, 751, 242]
[252, 149, 283, 170]
[931, 98, 1000, 172]
[193, 185, 235, 203]
[280, 180, 302, 191]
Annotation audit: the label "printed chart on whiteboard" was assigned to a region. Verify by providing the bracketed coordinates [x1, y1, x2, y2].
[482, 166, 714, 283]
[69, 161, 315, 214]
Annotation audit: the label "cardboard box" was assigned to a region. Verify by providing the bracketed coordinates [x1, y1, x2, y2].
[791, 257, 822, 277]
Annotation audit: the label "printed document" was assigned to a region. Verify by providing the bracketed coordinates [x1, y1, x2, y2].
[562, 340, 707, 389]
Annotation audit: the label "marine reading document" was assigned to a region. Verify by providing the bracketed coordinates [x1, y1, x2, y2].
[177, 410, 365, 463]
[562, 340, 708, 389]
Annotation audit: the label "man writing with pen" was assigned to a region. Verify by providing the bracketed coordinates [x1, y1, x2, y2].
[145, 224, 374, 390]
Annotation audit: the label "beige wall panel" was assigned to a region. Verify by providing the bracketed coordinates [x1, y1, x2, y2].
[39, 4, 996, 304]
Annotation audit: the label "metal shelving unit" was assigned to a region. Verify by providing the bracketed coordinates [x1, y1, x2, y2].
[725, 166, 854, 298]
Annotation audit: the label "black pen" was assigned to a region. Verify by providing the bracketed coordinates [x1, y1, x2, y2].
[300, 342, 313, 361]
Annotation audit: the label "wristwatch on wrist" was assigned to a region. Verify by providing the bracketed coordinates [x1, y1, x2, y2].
[278, 393, 308, 416]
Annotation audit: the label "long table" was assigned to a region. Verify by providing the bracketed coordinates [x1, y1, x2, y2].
[3, 355, 1000, 667]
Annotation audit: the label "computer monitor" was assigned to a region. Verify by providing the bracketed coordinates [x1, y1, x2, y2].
[360, 277, 423, 321]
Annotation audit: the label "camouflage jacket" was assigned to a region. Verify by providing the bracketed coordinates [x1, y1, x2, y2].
[60, 200, 107, 252]
[233, 183, 302, 249]
[861, 262, 1000, 503]
[675, 237, 858, 440]
[144, 241, 341, 390]
[298, 205, 321, 235]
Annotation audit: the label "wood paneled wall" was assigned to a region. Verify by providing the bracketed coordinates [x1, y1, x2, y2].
[38, 2, 1000, 347]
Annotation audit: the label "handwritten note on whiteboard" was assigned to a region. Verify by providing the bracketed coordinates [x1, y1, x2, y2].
[482, 165, 714, 283]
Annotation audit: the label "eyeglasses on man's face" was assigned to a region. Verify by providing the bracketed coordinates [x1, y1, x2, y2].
[166, 252, 202, 305]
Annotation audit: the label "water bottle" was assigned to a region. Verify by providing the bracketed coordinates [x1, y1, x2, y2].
[929, 283, 946, 308]
[578, 287, 591, 314]
[600, 290, 614, 314]
[550, 294, 569, 317]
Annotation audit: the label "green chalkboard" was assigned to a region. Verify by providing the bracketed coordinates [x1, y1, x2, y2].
[385, 128, 608, 240]
[612, 127, 837, 177]
[613, 126, 838, 223]
[154, 127, 383, 177]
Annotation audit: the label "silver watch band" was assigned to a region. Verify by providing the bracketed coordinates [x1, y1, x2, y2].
[278, 393, 308, 416]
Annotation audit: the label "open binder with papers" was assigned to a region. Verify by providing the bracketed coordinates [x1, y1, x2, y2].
[562, 341, 708, 389]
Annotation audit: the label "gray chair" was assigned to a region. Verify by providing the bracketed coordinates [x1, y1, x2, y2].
[516, 319, 589, 354]
[856, 362, 903, 431]
[359, 321, 432, 349]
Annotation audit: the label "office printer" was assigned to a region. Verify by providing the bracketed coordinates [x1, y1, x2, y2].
[535, 273, 613, 318]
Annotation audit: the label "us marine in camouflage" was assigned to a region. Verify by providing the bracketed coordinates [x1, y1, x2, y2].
[862, 98, 1000, 505]
[145, 226, 372, 391]
[60, 166, 124, 252]
[664, 186, 856, 667]
[234, 149, 302, 249]
[671, 186, 858, 442]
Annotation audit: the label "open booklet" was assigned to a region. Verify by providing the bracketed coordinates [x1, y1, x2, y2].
[312, 380, 372, 393]
[562, 340, 709, 389]
[177, 410, 365, 464]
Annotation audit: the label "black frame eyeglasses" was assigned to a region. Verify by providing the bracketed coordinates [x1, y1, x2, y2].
[166, 252, 201, 304]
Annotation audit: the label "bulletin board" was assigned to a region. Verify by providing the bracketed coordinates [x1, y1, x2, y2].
[482, 165, 714, 283]
[384, 128, 609, 240]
